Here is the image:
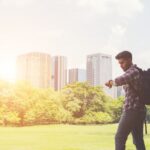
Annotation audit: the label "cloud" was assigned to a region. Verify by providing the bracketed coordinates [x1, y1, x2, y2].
[1, 0, 36, 7]
[76, 0, 144, 18]
[74, 0, 144, 53]
[111, 25, 127, 36]
[134, 50, 150, 69]
[77, 0, 109, 15]
[105, 24, 127, 51]
[115, 0, 143, 18]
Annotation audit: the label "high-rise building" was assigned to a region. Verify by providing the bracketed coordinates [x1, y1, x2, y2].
[69, 68, 86, 84]
[86, 53, 113, 97]
[51, 56, 67, 91]
[17, 52, 51, 88]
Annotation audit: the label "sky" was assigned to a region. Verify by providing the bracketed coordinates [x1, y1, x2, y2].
[0, 0, 149, 81]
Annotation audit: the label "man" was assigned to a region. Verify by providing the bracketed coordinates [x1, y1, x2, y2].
[105, 51, 146, 150]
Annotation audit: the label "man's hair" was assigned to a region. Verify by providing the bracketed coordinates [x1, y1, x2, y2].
[115, 51, 132, 60]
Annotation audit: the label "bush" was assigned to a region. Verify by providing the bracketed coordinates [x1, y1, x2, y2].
[106, 96, 124, 123]
[74, 112, 112, 124]
[1, 112, 20, 126]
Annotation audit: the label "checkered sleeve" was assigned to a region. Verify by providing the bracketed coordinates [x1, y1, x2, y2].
[114, 68, 139, 86]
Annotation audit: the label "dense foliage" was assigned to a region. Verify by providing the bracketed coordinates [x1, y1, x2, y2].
[0, 80, 126, 126]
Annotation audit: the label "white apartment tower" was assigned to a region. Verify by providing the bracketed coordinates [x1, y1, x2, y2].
[17, 52, 51, 88]
[87, 53, 113, 96]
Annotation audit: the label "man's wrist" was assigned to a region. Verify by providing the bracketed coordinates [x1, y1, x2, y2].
[109, 80, 113, 85]
[109, 80, 116, 86]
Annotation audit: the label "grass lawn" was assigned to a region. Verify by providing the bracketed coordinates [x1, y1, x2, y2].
[0, 124, 149, 150]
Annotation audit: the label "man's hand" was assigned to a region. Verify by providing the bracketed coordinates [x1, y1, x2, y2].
[105, 80, 113, 88]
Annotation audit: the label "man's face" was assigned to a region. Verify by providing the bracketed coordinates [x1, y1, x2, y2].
[118, 58, 132, 71]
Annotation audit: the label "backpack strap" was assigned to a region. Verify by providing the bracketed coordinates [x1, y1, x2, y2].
[144, 119, 147, 135]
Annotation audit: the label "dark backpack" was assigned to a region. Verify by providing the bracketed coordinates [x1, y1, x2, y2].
[136, 67, 150, 105]
[135, 67, 150, 135]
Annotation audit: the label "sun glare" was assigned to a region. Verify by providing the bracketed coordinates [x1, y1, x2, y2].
[0, 55, 16, 82]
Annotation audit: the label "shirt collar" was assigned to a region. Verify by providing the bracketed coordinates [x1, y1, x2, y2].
[125, 64, 137, 72]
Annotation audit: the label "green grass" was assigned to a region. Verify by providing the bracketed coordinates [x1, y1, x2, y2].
[0, 124, 149, 150]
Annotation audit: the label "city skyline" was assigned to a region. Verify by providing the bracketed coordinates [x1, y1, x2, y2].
[0, 48, 148, 83]
[0, 51, 114, 83]
[15, 51, 117, 98]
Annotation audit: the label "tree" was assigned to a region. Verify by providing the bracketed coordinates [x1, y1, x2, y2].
[106, 96, 124, 122]
[61, 82, 110, 118]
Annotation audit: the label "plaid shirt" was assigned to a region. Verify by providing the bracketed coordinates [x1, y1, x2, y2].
[114, 64, 145, 111]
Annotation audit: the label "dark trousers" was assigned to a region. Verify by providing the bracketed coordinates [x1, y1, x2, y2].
[115, 109, 146, 150]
